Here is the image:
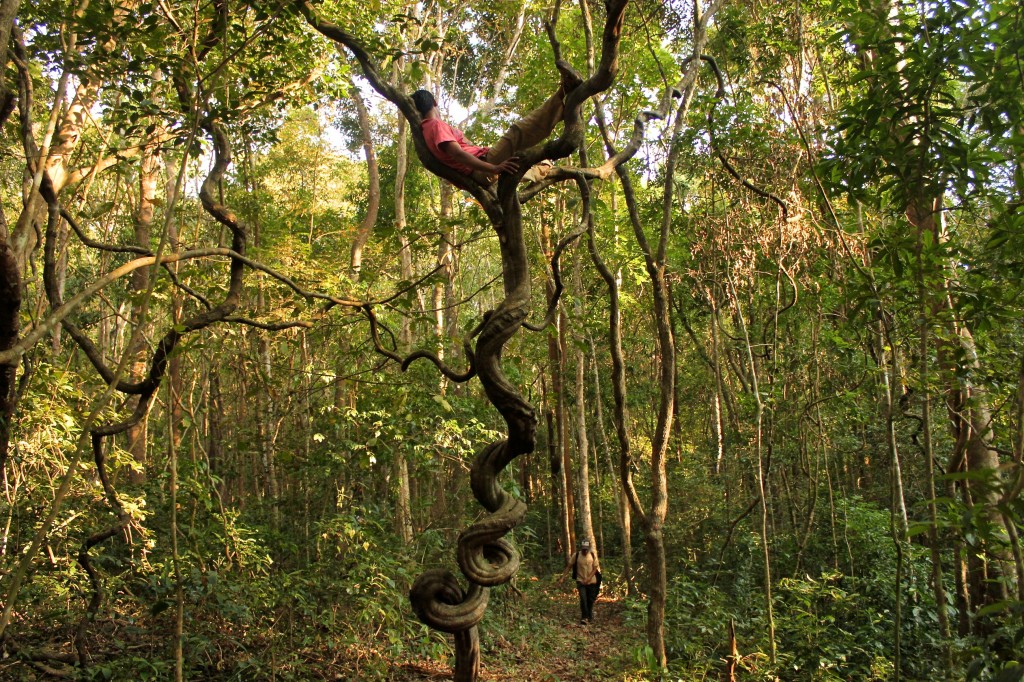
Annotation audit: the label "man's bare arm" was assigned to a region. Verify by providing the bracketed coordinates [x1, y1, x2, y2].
[438, 141, 519, 175]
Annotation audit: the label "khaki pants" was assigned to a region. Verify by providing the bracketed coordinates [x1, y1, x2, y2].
[471, 89, 564, 185]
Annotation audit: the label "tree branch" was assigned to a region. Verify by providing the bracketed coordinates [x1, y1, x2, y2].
[701, 55, 790, 223]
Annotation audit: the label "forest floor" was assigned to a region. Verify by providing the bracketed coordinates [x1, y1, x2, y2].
[391, 579, 646, 682]
[0, 577, 651, 681]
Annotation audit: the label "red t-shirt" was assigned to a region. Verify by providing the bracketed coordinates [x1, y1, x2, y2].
[422, 118, 488, 175]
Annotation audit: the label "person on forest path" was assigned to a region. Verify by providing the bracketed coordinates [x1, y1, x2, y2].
[569, 538, 602, 625]
[411, 63, 581, 186]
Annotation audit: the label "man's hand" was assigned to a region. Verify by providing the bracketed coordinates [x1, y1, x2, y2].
[491, 157, 520, 175]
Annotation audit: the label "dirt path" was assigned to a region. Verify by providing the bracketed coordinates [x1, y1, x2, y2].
[397, 582, 643, 682]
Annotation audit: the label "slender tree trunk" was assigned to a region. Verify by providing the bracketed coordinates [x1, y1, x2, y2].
[550, 354, 572, 561]
[440, 182, 460, 390]
[730, 271, 776, 665]
[348, 76, 380, 280]
[909, 188, 1009, 617]
[878, 315, 910, 679]
[557, 316, 575, 554]
[590, 339, 632, 591]
[795, 318, 825, 574]
[257, 325, 281, 530]
[915, 213, 952, 673]
[543, 216, 573, 561]
[711, 306, 727, 476]
[168, 379, 185, 682]
[545, 404, 560, 559]
[593, 423, 605, 558]
[1004, 356, 1024, 605]
[0, 241, 19, 477]
[576, 351, 594, 543]
[126, 139, 161, 484]
[165, 153, 183, 448]
[393, 112, 414, 545]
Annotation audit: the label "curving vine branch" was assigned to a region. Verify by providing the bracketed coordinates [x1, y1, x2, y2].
[296, 2, 632, 680]
[364, 304, 477, 383]
[700, 55, 790, 223]
[39, 117, 256, 662]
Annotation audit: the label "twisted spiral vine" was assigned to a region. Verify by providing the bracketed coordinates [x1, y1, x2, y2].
[408, 187, 538, 679]
[406, 304, 536, 589]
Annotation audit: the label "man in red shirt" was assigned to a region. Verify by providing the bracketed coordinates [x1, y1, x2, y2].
[412, 74, 579, 185]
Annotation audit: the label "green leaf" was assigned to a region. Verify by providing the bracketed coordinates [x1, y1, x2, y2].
[432, 394, 452, 412]
[83, 201, 116, 219]
[975, 600, 1014, 618]
[994, 665, 1024, 682]
[906, 522, 931, 537]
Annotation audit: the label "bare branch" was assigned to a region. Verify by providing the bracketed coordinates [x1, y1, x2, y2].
[364, 305, 477, 383]
[523, 175, 590, 332]
[701, 55, 790, 223]
[223, 316, 314, 331]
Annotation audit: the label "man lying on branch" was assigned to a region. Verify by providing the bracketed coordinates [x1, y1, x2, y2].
[412, 64, 582, 187]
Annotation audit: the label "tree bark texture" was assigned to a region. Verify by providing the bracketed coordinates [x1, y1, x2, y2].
[908, 197, 1011, 615]
[393, 112, 415, 544]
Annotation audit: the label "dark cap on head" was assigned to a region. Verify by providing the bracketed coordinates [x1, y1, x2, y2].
[581, 539, 591, 550]
[411, 89, 436, 116]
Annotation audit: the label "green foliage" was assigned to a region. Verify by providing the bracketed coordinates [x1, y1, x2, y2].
[821, 0, 1018, 213]
[773, 570, 896, 681]
[5, 0, 1024, 679]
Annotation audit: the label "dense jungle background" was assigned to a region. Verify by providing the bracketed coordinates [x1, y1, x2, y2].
[1, 0, 1023, 679]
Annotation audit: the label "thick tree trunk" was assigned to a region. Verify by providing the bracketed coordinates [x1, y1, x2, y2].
[453, 628, 480, 682]
[909, 198, 1011, 614]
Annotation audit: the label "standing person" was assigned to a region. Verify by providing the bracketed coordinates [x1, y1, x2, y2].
[411, 66, 581, 186]
[571, 539, 602, 625]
